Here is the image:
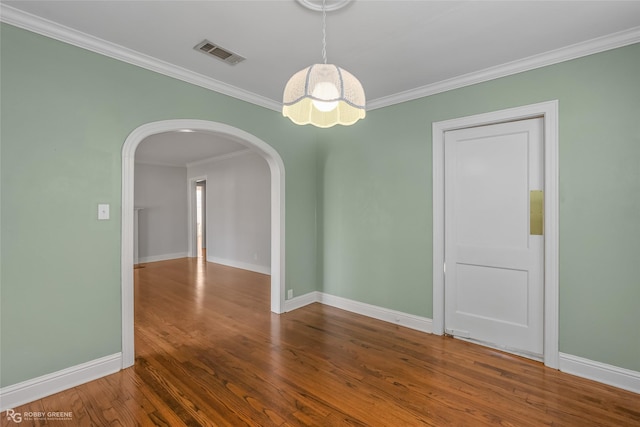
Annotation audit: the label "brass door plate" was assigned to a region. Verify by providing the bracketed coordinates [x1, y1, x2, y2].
[530, 190, 544, 235]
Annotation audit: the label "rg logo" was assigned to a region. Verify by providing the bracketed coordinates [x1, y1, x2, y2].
[5, 409, 22, 423]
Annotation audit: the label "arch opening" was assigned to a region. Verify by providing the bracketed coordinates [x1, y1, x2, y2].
[121, 119, 285, 368]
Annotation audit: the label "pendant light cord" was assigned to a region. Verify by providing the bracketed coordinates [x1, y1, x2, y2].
[321, 0, 327, 64]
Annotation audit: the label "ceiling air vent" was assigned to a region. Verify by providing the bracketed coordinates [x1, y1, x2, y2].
[195, 40, 245, 65]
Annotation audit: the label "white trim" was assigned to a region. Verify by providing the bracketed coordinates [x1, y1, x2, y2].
[284, 291, 321, 312]
[559, 353, 640, 394]
[319, 293, 433, 334]
[122, 119, 286, 369]
[187, 175, 207, 258]
[284, 291, 433, 333]
[432, 100, 560, 369]
[207, 256, 271, 275]
[0, 353, 122, 411]
[0, 4, 281, 112]
[368, 26, 640, 110]
[2, 3, 638, 112]
[137, 252, 188, 264]
[186, 148, 253, 168]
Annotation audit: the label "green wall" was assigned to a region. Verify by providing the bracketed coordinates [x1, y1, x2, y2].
[317, 43, 640, 371]
[0, 24, 319, 387]
[1, 22, 639, 389]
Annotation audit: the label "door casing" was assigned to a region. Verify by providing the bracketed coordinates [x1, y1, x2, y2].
[188, 176, 207, 257]
[432, 101, 559, 369]
[444, 118, 544, 359]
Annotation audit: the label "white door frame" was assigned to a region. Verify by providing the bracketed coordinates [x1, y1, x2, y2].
[432, 101, 559, 369]
[121, 119, 286, 369]
[188, 175, 207, 258]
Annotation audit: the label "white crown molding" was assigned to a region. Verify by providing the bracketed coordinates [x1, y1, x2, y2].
[0, 4, 281, 112]
[367, 26, 640, 110]
[2, 4, 639, 113]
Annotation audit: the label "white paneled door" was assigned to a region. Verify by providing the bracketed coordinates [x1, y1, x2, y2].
[444, 118, 544, 359]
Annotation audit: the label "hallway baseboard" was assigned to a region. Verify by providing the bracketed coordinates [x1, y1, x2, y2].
[138, 252, 188, 263]
[207, 256, 271, 275]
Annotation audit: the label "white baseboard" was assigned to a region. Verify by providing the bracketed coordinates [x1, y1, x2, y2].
[319, 293, 433, 334]
[284, 291, 320, 312]
[559, 353, 640, 394]
[137, 252, 188, 263]
[207, 256, 271, 275]
[0, 353, 122, 411]
[284, 291, 433, 334]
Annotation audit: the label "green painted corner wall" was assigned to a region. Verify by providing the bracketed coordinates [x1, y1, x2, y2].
[317, 43, 640, 371]
[0, 24, 319, 387]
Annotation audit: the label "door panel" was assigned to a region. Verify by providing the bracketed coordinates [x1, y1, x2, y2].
[456, 264, 529, 327]
[445, 118, 544, 358]
[455, 134, 529, 249]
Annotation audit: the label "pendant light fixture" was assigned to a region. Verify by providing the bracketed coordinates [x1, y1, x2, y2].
[283, 0, 365, 128]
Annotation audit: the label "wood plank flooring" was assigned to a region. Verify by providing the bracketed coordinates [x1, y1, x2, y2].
[5, 257, 639, 426]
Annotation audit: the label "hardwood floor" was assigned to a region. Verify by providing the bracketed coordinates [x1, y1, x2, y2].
[6, 257, 639, 426]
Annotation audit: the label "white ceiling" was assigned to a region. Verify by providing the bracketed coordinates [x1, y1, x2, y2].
[4, 1, 640, 107]
[3, 0, 640, 164]
[135, 131, 249, 167]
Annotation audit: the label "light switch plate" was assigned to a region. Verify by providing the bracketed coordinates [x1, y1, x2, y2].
[98, 204, 110, 220]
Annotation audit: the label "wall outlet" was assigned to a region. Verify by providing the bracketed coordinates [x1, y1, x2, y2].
[287, 289, 293, 300]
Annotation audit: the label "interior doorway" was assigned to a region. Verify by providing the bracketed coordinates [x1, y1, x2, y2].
[443, 118, 544, 361]
[432, 101, 559, 369]
[121, 119, 286, 369]
[195, 180, 206, 258]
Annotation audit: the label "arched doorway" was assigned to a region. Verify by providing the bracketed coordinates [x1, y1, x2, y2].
[120, 119, 285, 368]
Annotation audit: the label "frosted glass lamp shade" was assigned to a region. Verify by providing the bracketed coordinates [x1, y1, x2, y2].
[283, 64, 365, 128]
